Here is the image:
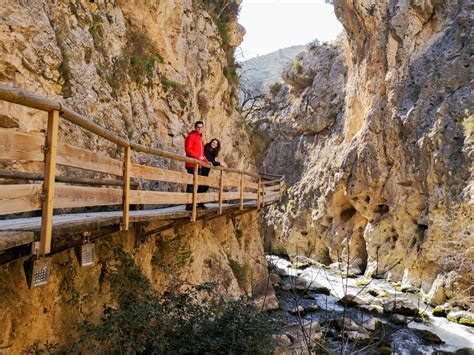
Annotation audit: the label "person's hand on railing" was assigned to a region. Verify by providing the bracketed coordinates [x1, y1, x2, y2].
[220, 162, 228, 168]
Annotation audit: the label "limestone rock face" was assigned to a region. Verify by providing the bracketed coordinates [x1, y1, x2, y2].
[0, 0, 253, 172]
[252, 0, 472, 298]
[0, 212, 274, 350]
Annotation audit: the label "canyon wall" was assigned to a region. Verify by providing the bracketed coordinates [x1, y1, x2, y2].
[252, 0, 472, 303]
[0, 212, 272, 350]
[0, 0, 275, 350]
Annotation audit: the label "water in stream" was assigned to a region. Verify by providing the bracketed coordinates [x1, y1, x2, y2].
[267, 255, 474, 354]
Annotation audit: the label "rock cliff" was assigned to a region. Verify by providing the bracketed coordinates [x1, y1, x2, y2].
[0, 0, 275, 350]
[251, 0, 472, 304]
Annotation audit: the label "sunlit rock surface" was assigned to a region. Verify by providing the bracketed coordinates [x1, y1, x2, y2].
[252, 0, 472, 302]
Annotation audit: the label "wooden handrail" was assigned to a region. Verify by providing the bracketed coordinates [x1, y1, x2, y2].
[0, 84, 260, 179]
[0, 84, 285, 254]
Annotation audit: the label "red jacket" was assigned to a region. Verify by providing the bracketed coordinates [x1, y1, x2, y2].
[184, 130, 208, 168]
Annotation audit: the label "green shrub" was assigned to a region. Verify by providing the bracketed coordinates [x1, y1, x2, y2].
[269, 82, 282, 96]
[69, 248, 277, 353]
[292, 60, 303, 74]
[160, 75, 178, 92]
[103, 26, 163, 94]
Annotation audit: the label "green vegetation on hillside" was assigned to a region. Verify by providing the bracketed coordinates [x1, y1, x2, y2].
[59, 248, 278, 353]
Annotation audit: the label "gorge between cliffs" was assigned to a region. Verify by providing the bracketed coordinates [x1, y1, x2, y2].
[0, 0, 472, 353]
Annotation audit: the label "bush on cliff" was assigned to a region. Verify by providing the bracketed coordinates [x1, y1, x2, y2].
[71, 248, 277, 353]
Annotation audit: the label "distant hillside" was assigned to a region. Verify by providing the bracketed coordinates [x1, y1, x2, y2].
[238, 45, 306, 91]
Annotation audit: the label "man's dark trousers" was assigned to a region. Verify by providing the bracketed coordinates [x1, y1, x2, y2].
[186, 167, 207, 193]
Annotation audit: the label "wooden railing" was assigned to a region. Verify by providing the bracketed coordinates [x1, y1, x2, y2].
[0, 85, 284, 256]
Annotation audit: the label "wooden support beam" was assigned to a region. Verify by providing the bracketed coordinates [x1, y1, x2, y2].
[122, 146, 131, 231]
[262, 185, 266, 208]
[191, 165, 198, 222]
[239, 173, 244, 211]
[39, 109, 59, 256]
[218, 170, 224, 215]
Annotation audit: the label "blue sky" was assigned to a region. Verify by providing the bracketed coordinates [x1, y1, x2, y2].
[237, 0, 343, 60]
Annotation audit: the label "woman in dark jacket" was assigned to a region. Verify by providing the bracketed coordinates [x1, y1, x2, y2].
[199, 139, 226, 193]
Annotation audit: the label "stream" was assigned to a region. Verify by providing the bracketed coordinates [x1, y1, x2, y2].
[266, 255, 474, 354]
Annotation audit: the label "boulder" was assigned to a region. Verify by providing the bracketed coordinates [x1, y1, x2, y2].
[286, 276, 308, 292]
[432, 306, 448, 318]
[345, 331, 370, 341]
[389, 314, 408, 326]
[423, 273, 447, 306]
[383, 300, 419, 317]
[304, 304, 321, 313]
[412, 329, 444, 345]
[338, 294, 369, 307]
[367, 288, 389, 298]
[292, 255, 320, 269]
[447, 311, 474, 327]
[288, 305, 305, 316]
[360, 304, 384, 314]
[269, 272, 283, 286]
[273, 333, 292, 348]
[362, 317, 382, 331]
[256, 293, 280, 311]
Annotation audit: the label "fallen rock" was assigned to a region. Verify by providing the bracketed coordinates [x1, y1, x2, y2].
[362, 317, 382, 331]
[292, 255, 320, 269]
[345, 330, 370, 341]
[367, 288, 389, 298]
[396, 284, 419, 293]
[256, 292, 280, 311]
[383, 299, 419, 317]
[269, 272, 283, 286]
[285, 276, 308, 292]
[338, 294, 369, 307]
[273, 333, 292, 348]
[306, 283, 331, 295]
[360, 304, 384, 314]
[389, 314, 408, 326]
[447, 311, 474, 327]
[423, 273, 447, 306]
[432, 306, 448, 318]
[412, 329, 444, 345]
[288, 305, 305, 316]
[304, 304, 321, 313]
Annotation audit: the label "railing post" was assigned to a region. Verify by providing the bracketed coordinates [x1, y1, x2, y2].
[192, 164, 198, 222]
[257, 178, 261, 210]
[218, 169, 224, 215]
[262, 185, 266, 208]
[239, 173, 244, 211]
[39, 109, 60, 256]
[122, 145, 131, 231]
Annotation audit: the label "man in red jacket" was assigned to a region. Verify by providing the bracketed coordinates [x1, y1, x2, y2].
[184, 121, 209, 210]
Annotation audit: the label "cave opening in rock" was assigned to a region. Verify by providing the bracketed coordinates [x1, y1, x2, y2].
[340, 206, 357, 222]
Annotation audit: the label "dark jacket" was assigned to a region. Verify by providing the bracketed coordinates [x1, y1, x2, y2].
[204, 144, 220, 166]
[184, 131, 208, 169]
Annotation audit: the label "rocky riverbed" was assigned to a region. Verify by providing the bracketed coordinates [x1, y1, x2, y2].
[266, 255, 474, 354]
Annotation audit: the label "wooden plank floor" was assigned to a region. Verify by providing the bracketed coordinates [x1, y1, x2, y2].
[0, 198, 278, 252]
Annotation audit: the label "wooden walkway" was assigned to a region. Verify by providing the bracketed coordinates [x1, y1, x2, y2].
[0, 85, 284, 261]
